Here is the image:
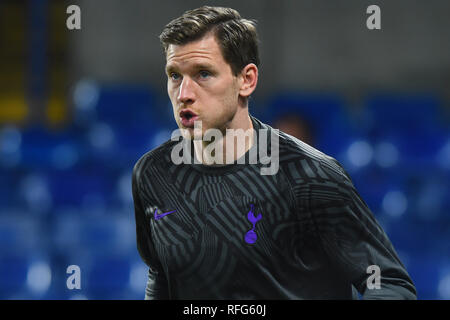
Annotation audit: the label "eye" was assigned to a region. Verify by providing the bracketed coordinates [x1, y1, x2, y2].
[170, 72, 181, 81]
[198, 70, 211, 79]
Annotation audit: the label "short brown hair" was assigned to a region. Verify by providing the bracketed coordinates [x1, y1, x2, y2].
[159, 6, 260, 76]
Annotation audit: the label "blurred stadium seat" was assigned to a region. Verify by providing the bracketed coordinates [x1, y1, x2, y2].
[19, 126, 82, 170]
[266, 92, 363, 157]
[2, 0, 449, 300]
[360, 93, 449, 166]
[0, 254, 29, 299]
[1, 85, 449, 299]
[93, 85, 157, 126]
[363, 93, 445, 132]
[85, 255, 132, 299]
[46, 167, 114, 208]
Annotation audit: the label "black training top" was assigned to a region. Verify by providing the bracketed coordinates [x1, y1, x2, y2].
[132, 115, 417, 299]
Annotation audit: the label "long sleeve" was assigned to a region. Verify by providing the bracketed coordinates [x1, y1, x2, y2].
[310, 157, 417, 300]
[132, 158, 170, 300]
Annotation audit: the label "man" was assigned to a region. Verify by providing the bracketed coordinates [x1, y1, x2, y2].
[132, 6, 416, 299]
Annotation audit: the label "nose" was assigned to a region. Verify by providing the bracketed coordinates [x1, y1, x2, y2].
[178, 77, 195, 105]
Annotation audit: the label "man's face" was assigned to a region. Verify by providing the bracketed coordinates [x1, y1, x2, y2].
[165, 33, 241, 138]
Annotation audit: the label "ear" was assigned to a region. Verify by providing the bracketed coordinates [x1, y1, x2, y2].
[238, 63, 258, 98]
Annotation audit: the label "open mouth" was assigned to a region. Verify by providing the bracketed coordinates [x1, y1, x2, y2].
[179, 109, 199, 127]
[184, 112, 194, 120]
[180, 109, 197, 119]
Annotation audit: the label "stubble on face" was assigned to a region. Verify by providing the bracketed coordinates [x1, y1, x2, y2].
[166, 33, 256, 164]
[165, 33, 242, 139]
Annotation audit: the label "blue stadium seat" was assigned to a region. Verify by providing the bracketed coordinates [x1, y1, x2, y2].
[363, 93, 443, 132]
[361, 93, 448, 166]
[402, 171, 448, 221]
[0, 255, 29, 299]
[0, 215, 51, 298]
[267, 92, 352, 132]
[266, 92, 359, 157]
[85, 255, 132, 299]
[406, 253, 440, 299]
[19, 126, 83, 170]
[80, 121, 165, 170]
[94, 86, 156, 124]
[52, 212, 135, 255]
[112, 125, 157, 166]
[351, 166, 408, 215]
[0, 215, 41, 254]
[46, 167, 114, 208]
[0, 170, 15, 210]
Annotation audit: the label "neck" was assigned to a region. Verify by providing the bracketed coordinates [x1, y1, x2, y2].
[193, 112, 254, 165]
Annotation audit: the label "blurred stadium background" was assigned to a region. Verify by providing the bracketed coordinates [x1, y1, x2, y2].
[0, 0, 449, 299]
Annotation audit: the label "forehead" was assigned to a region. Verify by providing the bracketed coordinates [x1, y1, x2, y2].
[165, 33, 226, 68]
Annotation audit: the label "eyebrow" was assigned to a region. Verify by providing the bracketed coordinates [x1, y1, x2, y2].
[165, 65, 177, 75]
[165, 63, 215, 75]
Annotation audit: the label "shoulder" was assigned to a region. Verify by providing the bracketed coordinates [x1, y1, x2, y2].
[275, 130, 356, 207]
[254, 116, 329, 164]
[132, 138, 179, 183]
[260, 120, 353, 190]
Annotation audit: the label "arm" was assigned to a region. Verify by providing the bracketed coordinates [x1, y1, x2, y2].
[311, 158, 417, 299]
[132, 158, 170, 300]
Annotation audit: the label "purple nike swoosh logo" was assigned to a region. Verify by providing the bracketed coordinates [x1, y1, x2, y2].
[154, 209, 177, 220]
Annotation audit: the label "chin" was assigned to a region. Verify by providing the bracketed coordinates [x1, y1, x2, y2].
[179, 127, 195, 140]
